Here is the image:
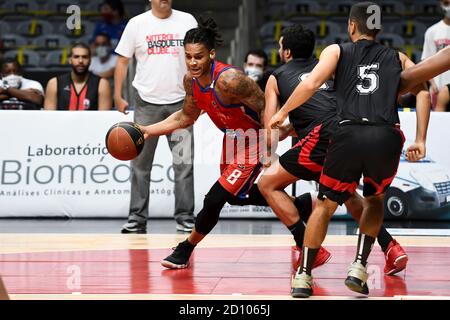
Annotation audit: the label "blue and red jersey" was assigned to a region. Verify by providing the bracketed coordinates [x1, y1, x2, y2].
[191, 60, 263, 197]
[191, 60, 261, 132]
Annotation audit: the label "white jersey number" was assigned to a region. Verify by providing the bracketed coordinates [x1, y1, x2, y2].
[356, 63, 379, 95]
[226, 169, 242, 185]
[299, 73, 329, 90]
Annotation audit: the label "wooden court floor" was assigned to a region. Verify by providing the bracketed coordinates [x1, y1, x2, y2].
[0, 234, 449, 300]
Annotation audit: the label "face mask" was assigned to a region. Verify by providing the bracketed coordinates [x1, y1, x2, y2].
[2, 74, 22, 89]
[245, 66, 263, 82]
[442, 5, 450, 18]
[96, 46, 111, 59]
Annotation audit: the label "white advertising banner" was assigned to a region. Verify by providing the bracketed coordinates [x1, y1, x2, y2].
[0, 111, 449, 219]
[0, 111, 289, 218]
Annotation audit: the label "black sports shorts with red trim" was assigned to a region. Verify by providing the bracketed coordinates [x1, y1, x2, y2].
[318, 122, 405, 205]
[279, 117, 337, 182]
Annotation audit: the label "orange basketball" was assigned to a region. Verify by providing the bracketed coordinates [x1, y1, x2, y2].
[105, 122, 145, 161]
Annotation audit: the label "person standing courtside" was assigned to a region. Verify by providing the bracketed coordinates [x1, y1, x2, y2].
[421, 0, 450, 107]
[114, 0, 197, 233]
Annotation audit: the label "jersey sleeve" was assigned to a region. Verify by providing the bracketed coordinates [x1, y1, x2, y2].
[114, 19, 137, 58]
[187, 14, 198, 29]
[421, 27, 436, 60]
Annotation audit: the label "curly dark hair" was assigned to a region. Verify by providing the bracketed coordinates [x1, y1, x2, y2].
[281, 24, 316, 59]
[184, 16, 224, 50]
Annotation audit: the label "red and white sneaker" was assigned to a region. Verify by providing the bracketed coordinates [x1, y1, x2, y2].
[384, 239, 408, 275]
[292, 246, 331, 272]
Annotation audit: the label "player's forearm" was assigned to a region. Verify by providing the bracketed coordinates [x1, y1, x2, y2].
[414, 91, 431, 143]
[400, 47, 450, 94]
[265, 128, 278, 155]
[263, 105, 277, 151]
[145, 110, 195, 137]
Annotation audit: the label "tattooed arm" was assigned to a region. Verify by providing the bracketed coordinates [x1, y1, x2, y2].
[215, 68, 266, 124]
[139, 75, 202, 139]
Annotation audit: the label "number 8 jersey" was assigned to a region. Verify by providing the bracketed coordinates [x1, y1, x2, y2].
[334, 39, 402, 125]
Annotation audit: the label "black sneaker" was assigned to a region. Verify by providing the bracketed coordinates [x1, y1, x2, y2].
[161, 240, 196, 269]
[176, 219, 195, 232]
[121, 221, 147, 234]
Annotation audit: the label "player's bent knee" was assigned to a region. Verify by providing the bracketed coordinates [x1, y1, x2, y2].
[194, 182, 230, 235]
[345, 194, 364, 218]
[364, 193, 385, 209]
[257, 176, 272, 197]
[314, 198, 339, 218]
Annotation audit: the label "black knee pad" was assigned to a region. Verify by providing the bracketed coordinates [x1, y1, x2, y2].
[226, 184, 268, 207]
[194, 182, 230, 235]
[294, 192, 313, 223]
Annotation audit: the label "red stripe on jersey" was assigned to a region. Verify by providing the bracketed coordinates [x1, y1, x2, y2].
[69, 85, 78, 111]
[320, 173, 358, 193]
[78, 85, 88, 110]
[297, 124, 323, 172]
[68, 82, 89, 111]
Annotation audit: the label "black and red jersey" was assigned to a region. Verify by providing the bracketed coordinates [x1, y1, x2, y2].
[335, 40, 402, 125]
[272, 57, 336, 138]
[56, 73, 100, 111]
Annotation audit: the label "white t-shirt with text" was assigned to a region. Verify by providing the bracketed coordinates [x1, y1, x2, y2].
[421, 20, 450, 89]
[115, 9, 197, 104]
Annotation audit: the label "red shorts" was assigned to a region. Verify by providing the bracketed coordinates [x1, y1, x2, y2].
[218, 132, 262, 197]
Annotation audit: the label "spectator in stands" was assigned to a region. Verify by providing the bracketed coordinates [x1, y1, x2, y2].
[436, 83, 450, 111]
[44, 43, 112, 111]
[89, 32, 117, 82]
[421, 0, 450, 107]
[114, 0, 197, 233]
[243, 49, 270, 91]
[91, 0, 128, 49]
[0, 58, 44, 110]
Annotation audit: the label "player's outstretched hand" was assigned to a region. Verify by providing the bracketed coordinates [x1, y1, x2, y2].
[115, 97, 129, 115]
[138, 125, 151, 140]
[269, 110, 288, 129]
[406, 141, 426, 162]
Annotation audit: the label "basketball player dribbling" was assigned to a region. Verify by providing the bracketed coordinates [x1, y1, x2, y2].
[137, 17, 329, 269]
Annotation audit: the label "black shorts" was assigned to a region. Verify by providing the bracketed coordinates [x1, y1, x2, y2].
[318, 123, 405, 205]
[279, 118, 337, 182]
